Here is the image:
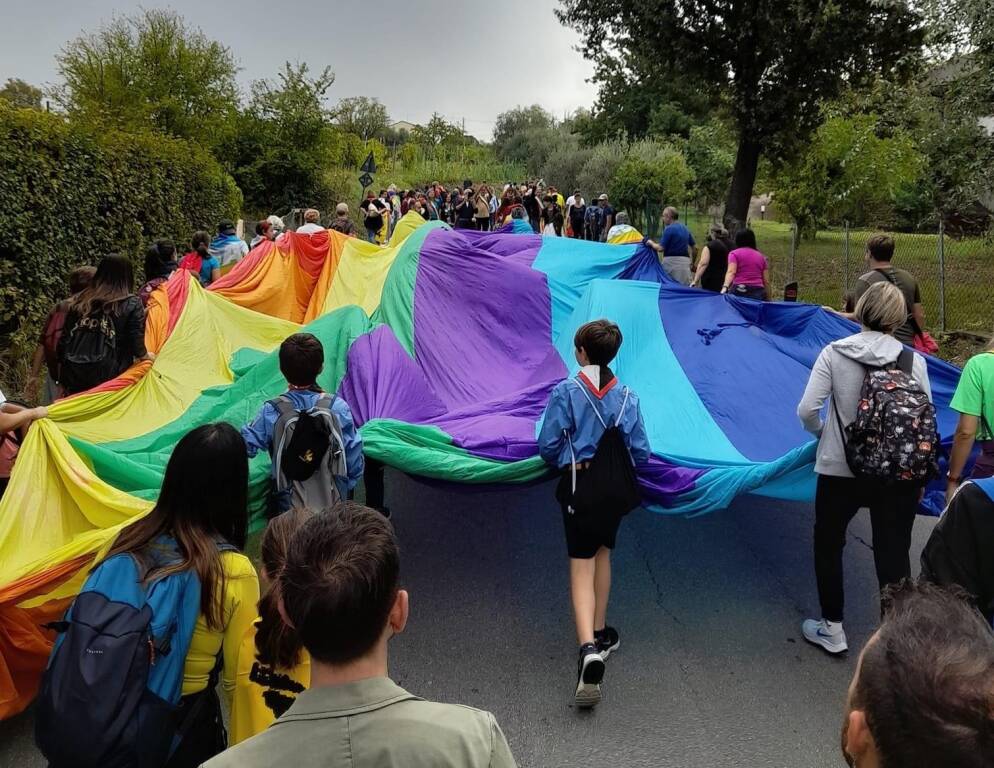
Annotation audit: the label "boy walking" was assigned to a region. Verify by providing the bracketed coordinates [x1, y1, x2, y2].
[242, 333, 364, 513]
[538, 320, 651, 708]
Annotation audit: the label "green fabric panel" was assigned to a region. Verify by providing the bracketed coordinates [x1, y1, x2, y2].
[360, 419, 548, 483]
[372, 221, 445, 357]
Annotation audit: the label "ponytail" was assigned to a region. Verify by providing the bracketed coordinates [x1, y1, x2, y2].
[254, 509, 310, 670]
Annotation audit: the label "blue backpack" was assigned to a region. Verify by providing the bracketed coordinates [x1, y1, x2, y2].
[35, 536, 216, 768]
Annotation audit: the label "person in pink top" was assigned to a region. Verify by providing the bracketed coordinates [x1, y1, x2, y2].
[721, 228, 770, 300]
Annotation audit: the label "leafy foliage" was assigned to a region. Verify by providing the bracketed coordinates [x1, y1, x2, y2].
[55, 9, 239, 150]
[224, 63, 338, 215]
[0, 79, 42, 110]
[609, 144, 693, 233]
[558, 0, 925, 225]
[493, 105, 556, 160]
[774, 116, 922, 234]
[0, 102, 240, 394]
[331, 96, 389, 141]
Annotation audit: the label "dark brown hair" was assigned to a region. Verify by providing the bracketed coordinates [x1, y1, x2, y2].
[849, 581, 994, 767]
[70, 254, 135, 317]
[866, 234, 895, 262]
[281, 503, 400, 665]
[574, 319, 623, 366]
[255, 508, 311, 669]
[279, 333, 324, 387]
[103, 423, 249, 630]
[68, 265, 96, 295]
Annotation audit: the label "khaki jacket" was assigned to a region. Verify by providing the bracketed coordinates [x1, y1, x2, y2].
[201, 676, 517, 768]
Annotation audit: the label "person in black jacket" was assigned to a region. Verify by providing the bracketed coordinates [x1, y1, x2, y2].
[691, 225, 733, 292]
[58, 253, 155, 395]
[921, 478, 994, 623]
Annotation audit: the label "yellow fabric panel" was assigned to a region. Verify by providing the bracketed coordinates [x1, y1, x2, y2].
[52, 279, 298, 444]
[0, 420, 151, 582]
[320, 211, 424, 316]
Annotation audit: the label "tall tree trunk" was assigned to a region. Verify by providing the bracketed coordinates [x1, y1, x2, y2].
[723, 137, 762, 233]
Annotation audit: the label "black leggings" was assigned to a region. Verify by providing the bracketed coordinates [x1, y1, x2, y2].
[813, 474, 919, 622]
[364, 458, 386, 511]
[165, 686, 225, 768]
[476, 217, 491, 231]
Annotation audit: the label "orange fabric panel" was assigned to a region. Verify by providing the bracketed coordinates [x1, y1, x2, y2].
[0, 554, 91, 719]
[303, 231, 348, 323]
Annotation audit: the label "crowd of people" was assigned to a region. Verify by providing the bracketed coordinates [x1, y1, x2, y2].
[2, 197, 994, 766]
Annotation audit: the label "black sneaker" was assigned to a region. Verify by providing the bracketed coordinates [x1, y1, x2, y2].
[574, 643, 605, 708]
[594, 626, 620, 660]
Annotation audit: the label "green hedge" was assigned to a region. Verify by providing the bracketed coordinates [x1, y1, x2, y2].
[0, 103, 241, 396]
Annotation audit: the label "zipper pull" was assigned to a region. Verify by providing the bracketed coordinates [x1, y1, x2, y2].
[148, 637, 156, 666]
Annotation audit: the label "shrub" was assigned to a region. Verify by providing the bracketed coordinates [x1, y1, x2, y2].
[0, 102, 241, 396]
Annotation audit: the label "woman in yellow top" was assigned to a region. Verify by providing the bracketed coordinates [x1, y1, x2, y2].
[230, 508, 312, 744]
[102, 422, 259, 768]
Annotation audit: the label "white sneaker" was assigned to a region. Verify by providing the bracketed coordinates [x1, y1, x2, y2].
[802, 619, 848, 654]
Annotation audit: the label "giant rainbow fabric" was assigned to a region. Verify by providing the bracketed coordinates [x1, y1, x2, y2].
[0, 212, 961, 717]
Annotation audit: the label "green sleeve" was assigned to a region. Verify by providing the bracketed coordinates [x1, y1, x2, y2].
[950, 357, 984, 417]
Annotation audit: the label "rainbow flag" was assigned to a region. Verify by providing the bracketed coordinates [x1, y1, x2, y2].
[0, 212, 961, 717]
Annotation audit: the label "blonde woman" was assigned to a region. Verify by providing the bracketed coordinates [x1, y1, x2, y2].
[475, 185, 492, 231]
[796, 282, 932, 656]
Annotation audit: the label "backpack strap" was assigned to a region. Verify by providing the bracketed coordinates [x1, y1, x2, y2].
[896, 348, 913, 374]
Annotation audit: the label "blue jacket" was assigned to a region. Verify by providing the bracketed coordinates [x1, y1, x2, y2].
[538, 375, 651, 469]
[241, 390, 365, 500]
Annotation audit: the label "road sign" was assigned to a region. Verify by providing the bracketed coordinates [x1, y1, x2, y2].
[359, 172, 374, 189]
[360, 152, 377, 174]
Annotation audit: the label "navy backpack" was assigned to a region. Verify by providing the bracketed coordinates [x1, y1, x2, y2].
[35, 536, 210, 768]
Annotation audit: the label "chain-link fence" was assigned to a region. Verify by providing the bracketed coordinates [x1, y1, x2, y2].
[684, 212, 994, 335]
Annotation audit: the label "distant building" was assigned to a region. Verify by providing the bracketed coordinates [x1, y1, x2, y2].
[390, 120, 418, 134]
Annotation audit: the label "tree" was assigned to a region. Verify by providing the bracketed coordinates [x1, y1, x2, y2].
[55, 9, 238, 148]
[0, 79, 42, 110]
[609, 145, 693, 233]
[410, 113, 468, 159]
[225, 63, 337, 214]
[558, 0, 924, 229]
[682, 121, 735, 213]
[493, 105, 555, 160]
[774, 115, 922, 234]
[331, 96, 389, 141]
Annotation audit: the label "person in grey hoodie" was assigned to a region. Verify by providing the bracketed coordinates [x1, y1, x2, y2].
[796, 281, 932, 655]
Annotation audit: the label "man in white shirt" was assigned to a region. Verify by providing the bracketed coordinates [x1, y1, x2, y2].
[296, 208, 325, 235]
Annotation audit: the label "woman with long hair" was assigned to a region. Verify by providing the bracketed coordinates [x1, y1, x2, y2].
[103, 422, 258, 766]
[179, 231, 221, 286]
[57, 253, 154, 395]
[229, 508, 313, 745]
[946, 333, 994, 503]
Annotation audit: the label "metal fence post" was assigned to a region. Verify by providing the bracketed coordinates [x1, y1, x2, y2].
[843, 221, 850, 294]
[789, 222, 797, 282]
[938, 218, 946, 333]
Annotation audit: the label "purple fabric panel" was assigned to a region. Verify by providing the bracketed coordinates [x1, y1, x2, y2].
[455, 229, 543, 264]
[639, 457, 706, 506]
[412, 229, 566, 410]
[338, 325, 447, 427]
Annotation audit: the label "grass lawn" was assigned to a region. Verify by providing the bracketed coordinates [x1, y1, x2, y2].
[683, 213, 994, 335]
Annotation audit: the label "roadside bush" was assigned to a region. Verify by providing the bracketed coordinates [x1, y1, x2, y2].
[0, 102, 241, 396]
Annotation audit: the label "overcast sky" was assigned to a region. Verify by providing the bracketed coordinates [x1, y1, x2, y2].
[0, 0, 599, 140]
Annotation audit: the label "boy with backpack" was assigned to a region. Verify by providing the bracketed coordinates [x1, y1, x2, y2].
[241, 333, 364, 514]
[538, 320, 651, 708]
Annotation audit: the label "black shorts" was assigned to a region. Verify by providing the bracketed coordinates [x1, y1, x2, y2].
[556, 473, 621, 559]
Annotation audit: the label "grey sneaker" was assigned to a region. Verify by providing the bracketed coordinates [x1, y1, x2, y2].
[802, 618, 848, 655]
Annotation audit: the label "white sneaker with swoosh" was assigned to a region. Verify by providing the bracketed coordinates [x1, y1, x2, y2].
[802, 619, 848, 654]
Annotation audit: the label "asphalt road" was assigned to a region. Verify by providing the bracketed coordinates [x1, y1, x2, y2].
[0, 469, 937, 768]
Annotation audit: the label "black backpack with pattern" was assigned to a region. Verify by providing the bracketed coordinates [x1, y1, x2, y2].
[834, 349, 939, 483]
